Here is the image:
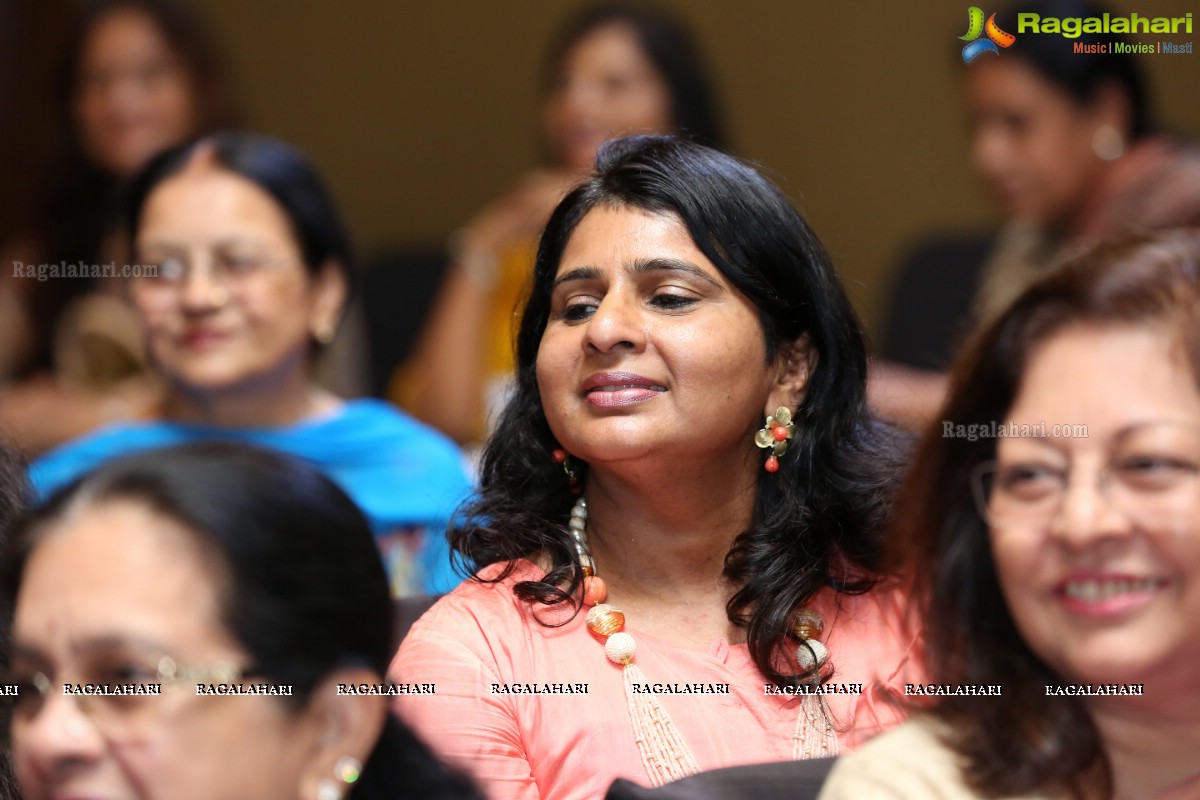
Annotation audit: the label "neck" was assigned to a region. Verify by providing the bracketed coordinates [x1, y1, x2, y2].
[581, 451, 759, 638]
[1089, 694, 1200, 800]
[162, 355, 337, 428]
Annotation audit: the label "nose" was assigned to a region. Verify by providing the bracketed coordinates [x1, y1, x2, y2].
[1049, 468, 1132, 549]
[178, 255, 225, 313]
[583, 290, 645, 356]
[15, 693, 108, 785]
[561, 75, 604, 120]
[970, 124, 1008, 182]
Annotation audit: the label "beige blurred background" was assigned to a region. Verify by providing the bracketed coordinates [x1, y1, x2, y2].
[5, 0, 1198, 342]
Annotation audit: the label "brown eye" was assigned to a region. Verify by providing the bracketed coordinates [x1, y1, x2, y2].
[995, 464, 1062, 500]
[1114, 456, 1200, 492]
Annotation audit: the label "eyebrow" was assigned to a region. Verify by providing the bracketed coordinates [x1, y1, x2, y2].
[550, 266, 602, 291]
[8, 635, 168, 663]
[550, 257, 723, 291]
[630, 257, 723, 288]
[135, 236, 264, 253]
[1000, 420, 1198, 453]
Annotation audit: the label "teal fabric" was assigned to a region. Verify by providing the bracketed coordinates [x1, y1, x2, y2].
[30, 399, 473, 595]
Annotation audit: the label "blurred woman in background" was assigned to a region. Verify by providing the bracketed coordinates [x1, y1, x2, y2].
[2, 442, 483, 800]
[29, 133, 471, 596]
[967, 0, 1200, 322]
[0, 0, 237, 455]
[393, 2, 725, 450]
[826, 231, 1200, 799]
[870, 0, 1200, 431]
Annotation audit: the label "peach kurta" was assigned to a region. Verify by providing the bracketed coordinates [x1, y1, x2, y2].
[390, 559, 921, 800]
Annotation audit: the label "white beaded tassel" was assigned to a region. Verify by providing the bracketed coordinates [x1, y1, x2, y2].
[608, 643, 701, 785]
[793, 693, 838, 759]
[578, 496, 701, 786]
[791, 623, 838, 759]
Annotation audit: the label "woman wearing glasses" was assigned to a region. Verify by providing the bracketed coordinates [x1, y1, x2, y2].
[821, 231, 1200, 799]
[28, 133, 471, 596]
[3, 442, 482, 800]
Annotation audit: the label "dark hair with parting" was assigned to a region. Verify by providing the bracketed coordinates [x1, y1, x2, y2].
[544, 2, 726, 151]
[991, 0, 1152, 138]
[892, 230, 1200, 798]
[126, 131, 354, 283]
[453, 134, 908, 687]
[1, 442, 481, 800]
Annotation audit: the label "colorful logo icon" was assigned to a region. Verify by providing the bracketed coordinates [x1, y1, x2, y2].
[960, 7, 1016, 62]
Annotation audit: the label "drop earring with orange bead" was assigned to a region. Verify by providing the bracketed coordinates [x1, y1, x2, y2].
[754, 406, 795, 473]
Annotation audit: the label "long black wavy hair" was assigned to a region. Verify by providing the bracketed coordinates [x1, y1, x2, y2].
[454, 135, 908, 686]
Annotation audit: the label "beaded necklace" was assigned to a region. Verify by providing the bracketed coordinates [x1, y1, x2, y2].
[568, 496, 838, 786]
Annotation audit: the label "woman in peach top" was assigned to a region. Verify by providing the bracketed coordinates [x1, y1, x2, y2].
[390, 136, 922, 799]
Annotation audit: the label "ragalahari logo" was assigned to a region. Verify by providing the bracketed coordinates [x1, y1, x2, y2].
[960, 7, 1017, 62]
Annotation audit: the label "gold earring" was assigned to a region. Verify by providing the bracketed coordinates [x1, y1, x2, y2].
[754, 406, 795, 473]
[1092, 123, 1125, 160]
[313, 322, 336, 345]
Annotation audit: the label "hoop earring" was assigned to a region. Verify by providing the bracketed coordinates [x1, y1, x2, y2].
[552, 449, 582, 494]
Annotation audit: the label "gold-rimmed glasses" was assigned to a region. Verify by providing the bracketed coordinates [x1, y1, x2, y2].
[971, 422, 1200, 528]
[0, 653, 263, 745]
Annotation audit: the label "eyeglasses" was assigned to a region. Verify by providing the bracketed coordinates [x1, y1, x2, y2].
[131, 245, 300, 292]
[0, 654, 262, 745]
[971, 423, 1200, 528]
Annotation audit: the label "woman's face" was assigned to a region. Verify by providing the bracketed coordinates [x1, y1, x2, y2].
[536, 205, 784, 470]
[989, 324, 1200, 693]
[964, 59, 1106, 229]
[73, 7, 198, 178]
[10, 500, 315, 800]
[542, 22, 675, 171]
[131, 161, 342, 399]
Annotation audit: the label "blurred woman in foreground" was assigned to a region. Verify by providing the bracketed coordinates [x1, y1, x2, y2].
[825, 231, 1200, 799]
[3, 442, 482, 800]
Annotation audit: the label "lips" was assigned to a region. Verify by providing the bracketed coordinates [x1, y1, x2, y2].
[180, 327, 231, 349]
[582, 371, 667, 408]
[1054, 574, 1166, 618]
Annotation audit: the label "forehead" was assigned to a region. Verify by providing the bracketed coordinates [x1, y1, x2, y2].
[138, 163, 295, 246]
[562, 22, 655, 73]
[13, 500, 231, 658]
[1004, 324, 1200, 442]
[557, 204, 719, 275]
[965, 58, 1073, 113]
[82, 7, 172, 65]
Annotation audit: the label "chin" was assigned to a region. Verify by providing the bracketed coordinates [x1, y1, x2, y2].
[567, 436, 658, 466]
[1052, 644, 1173, 688]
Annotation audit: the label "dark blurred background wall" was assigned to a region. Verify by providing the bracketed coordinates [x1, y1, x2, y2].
[5, 0, 1198, 342]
